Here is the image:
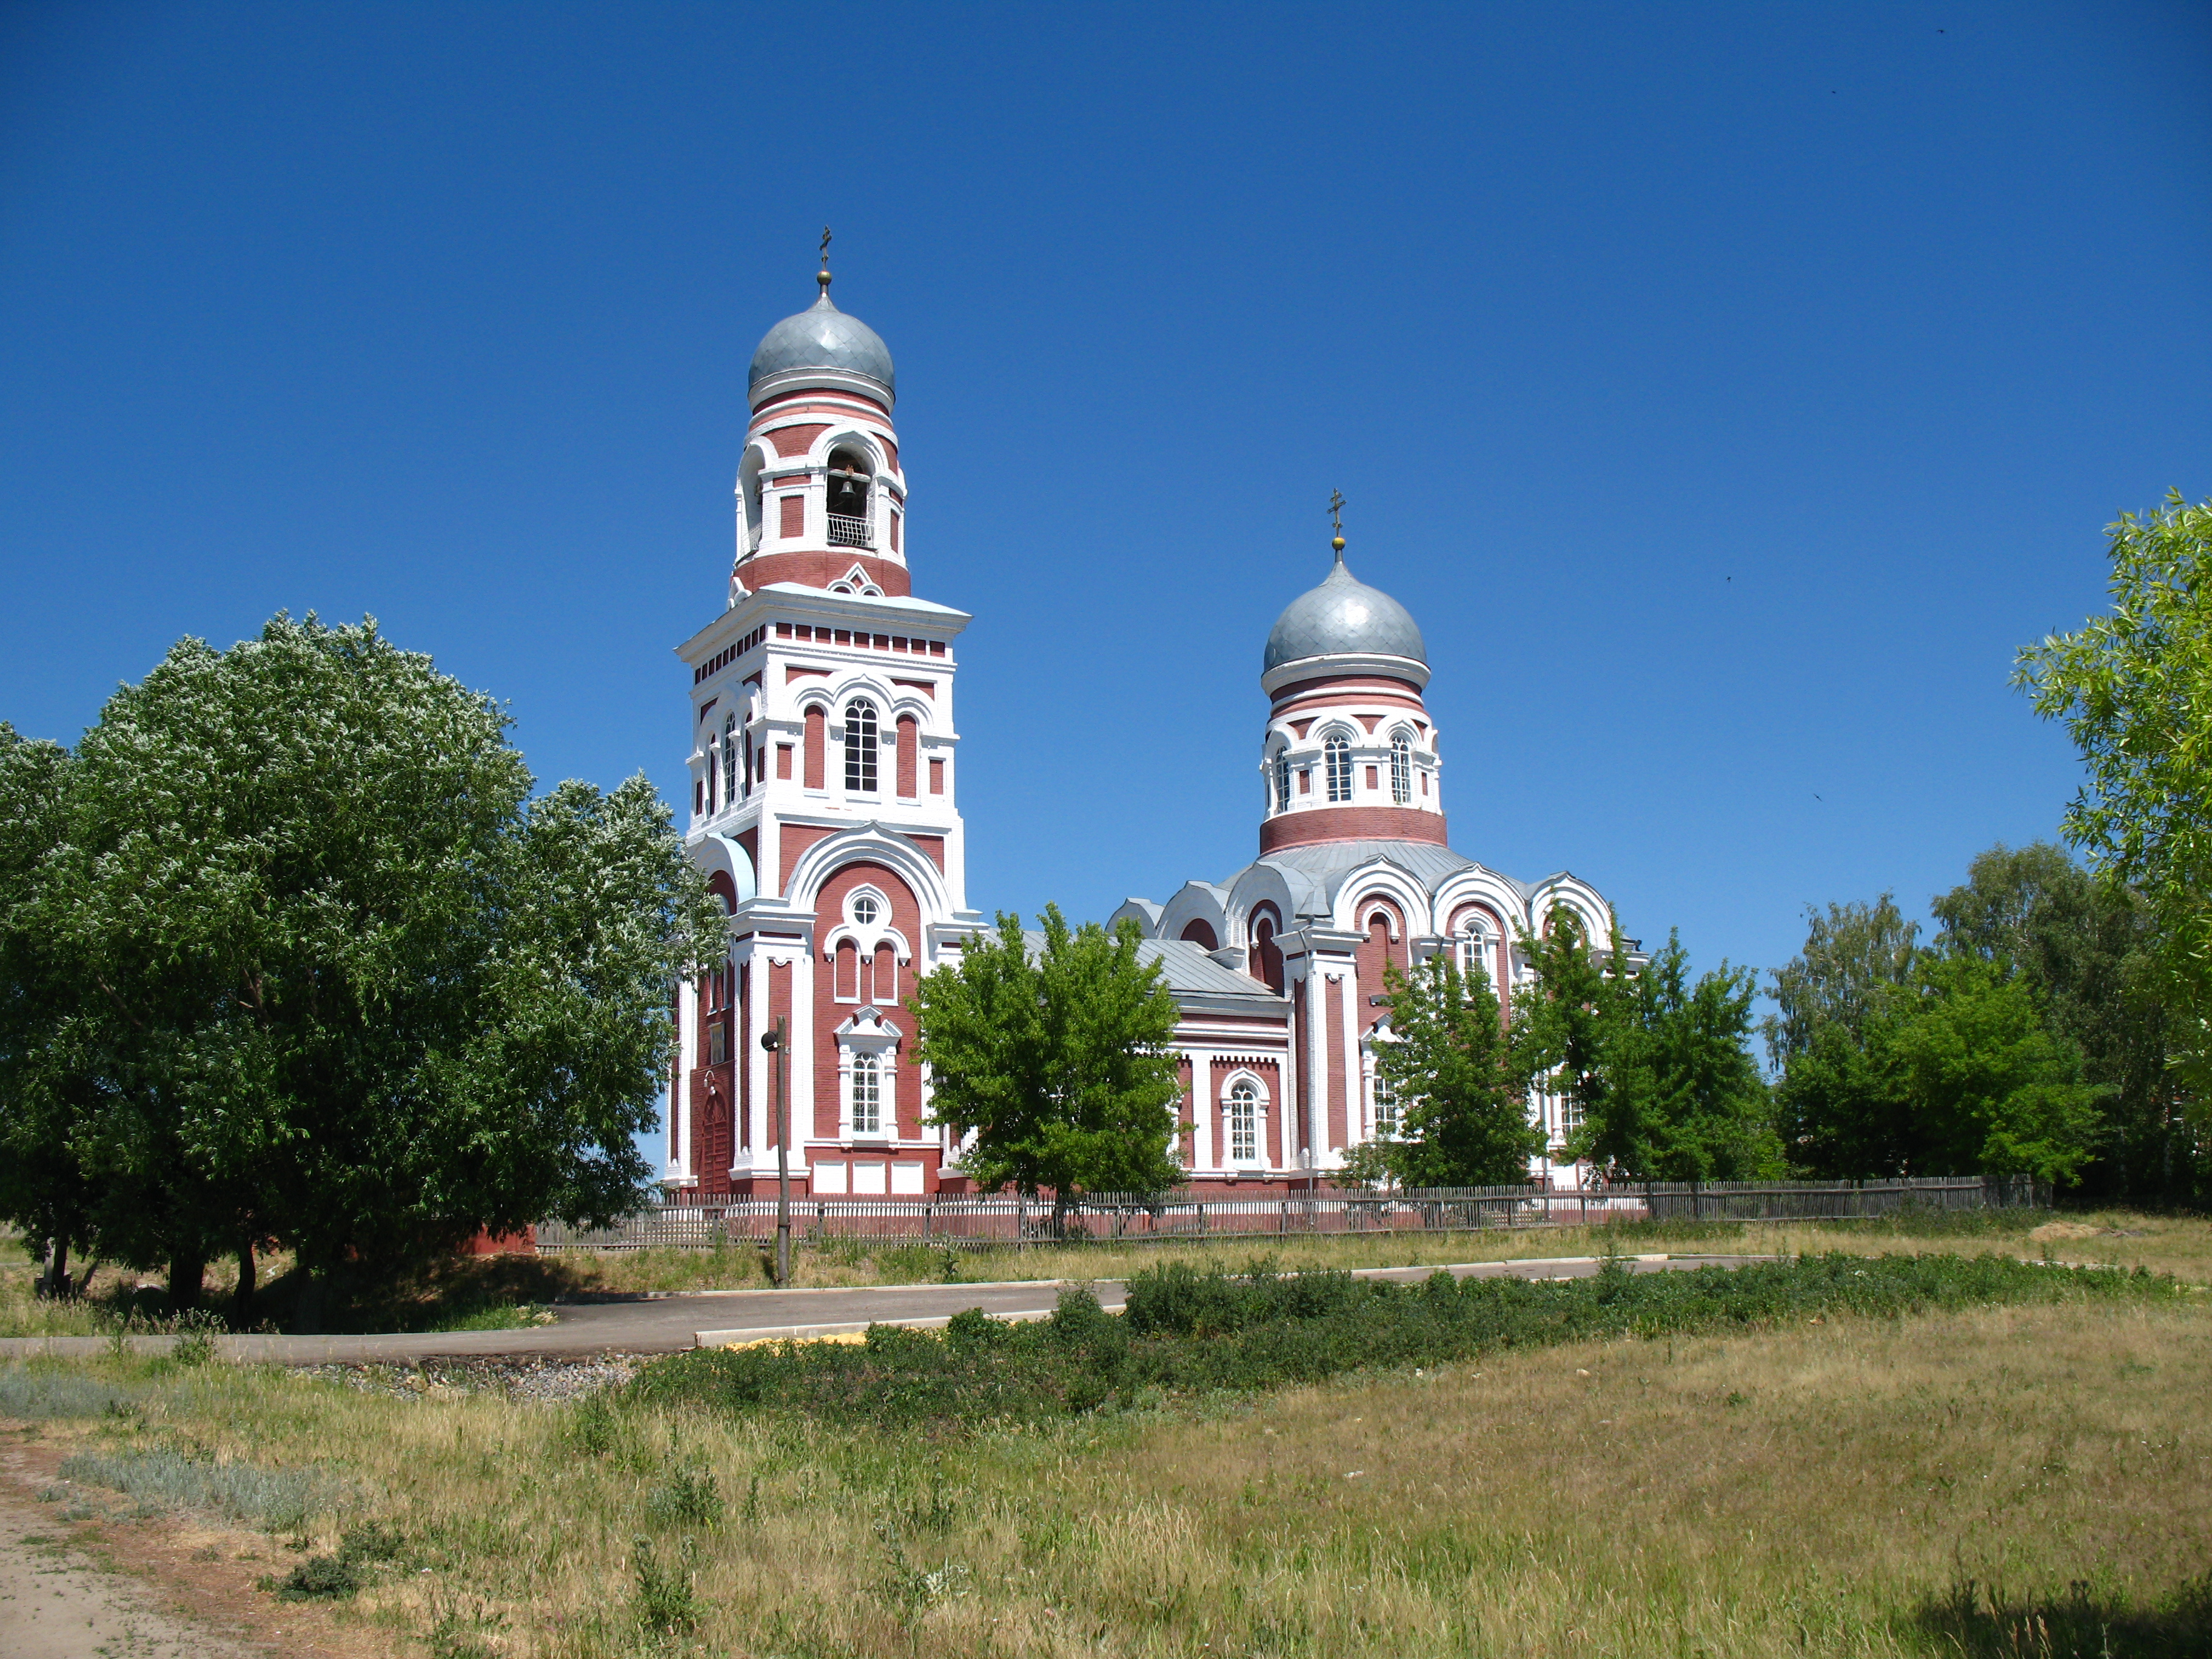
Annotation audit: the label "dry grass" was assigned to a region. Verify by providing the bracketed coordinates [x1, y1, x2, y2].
[10, 1272, 2208, 1657]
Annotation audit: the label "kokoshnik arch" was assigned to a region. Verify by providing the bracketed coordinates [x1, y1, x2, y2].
[668, 263, 1626, 1197]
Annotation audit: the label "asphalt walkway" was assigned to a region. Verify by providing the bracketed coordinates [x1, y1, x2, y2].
[0, 1253, 1768, 1366]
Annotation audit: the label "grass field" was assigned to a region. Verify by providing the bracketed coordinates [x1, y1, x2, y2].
[5, 1251, 2206, 1658]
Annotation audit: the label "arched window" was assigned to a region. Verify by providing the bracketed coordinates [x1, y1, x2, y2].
[844, 699, 879, 793]
[1372, 1071, 1399, 1141]
[720, 714, 739, 805]
[1228, 1082, 1259, 1162]
[851, 1052, 883, 1134]
[1325, 735, 1353, 803]
[1390, 731, 1412, 805]
[1273, 749, 1292, 814]
[826, 447, 873, 547]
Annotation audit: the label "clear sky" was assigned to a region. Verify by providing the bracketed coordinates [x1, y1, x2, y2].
[5, 1, 2208, 1016]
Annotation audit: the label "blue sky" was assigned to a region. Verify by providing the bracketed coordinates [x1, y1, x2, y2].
[5, 1, 2208, 1017]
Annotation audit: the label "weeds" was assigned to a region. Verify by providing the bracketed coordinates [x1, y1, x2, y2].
[0, 1364, 142, 1419]
[632, 1252, 2184, 1431]
[647, 1463, 722, 1527]
[632, 1533, 705, 1638]
[58, 1445, 350, 1530]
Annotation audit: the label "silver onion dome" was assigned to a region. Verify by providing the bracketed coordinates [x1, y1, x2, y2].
[1263, 552, 1427, 673]
[748, 292, 895, 398]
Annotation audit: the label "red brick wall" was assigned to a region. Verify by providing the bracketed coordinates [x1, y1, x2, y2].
[1179, 918, 1219, 950]
[731, 549, 913, 597]
[803, 707, 825, 789]
[1259, 805, 1447, 853]
[896, 716, 918, 798]
[768, 423, 830, 457]
[779, 825, 830, 896]
[809, 862, 921, 1139]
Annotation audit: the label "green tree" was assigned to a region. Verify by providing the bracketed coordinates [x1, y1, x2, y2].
[1511, 910, 1775, 1181]
[2016, 491, 2212, 1115]
[1769, 885, 2104, 1185]
[1583, 932, 1780, 1180]
[1931, 842, 2191, 1201]
[1891, 956, 2105, 1182]
[1, 617, 724, 1324]
[1762, 894, 1920, 1071]
[0, 724, 100, 1295]
[909, 905, 1185, 1201]
[1510, 907, 1627, 1148]
[1343, 950, 1542, 1188]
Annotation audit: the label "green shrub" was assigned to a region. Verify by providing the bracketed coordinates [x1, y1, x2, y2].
[278, 1553, 360, 1600]
[631, 1253, 2180, 1434]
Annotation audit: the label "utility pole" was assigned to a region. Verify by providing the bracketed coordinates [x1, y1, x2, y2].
[761, 1017, 791, 1285]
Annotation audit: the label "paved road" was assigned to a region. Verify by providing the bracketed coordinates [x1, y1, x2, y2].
[0, 1254, 1769, 1366]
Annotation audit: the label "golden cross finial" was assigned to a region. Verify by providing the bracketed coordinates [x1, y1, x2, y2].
[1329, 489, 1346, 555]
[817, 226, 833, 293]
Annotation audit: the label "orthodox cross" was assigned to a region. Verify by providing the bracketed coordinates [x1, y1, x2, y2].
[817, 226, 834, 293]
[819, 226, 833, 267]
[1329, 489, 1346, 551]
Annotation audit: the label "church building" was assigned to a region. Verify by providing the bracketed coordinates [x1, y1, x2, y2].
[666, 264, 1621, 1196]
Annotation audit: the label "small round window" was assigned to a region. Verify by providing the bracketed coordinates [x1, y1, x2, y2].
[851, 895, 880, 928]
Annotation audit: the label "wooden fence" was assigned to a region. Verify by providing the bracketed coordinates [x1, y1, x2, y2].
[531, 1175, 2045, 1253]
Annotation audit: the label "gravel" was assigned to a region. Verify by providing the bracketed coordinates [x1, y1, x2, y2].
[294, 1353, 640, 1403]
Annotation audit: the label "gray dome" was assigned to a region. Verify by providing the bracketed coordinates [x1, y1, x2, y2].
[1263, 554, 1427, 674]
[748, 292, 894, 397]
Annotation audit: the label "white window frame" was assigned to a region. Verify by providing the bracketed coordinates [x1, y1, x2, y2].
[837, 1008, 901, 1141]
[1324, 734, 1353, 803]
[1389, 730, 1412, 805]
[1221, 1072, 1268, 1167]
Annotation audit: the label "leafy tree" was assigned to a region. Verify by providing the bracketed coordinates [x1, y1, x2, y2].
[0, 617, 723, 1324]
[0, 724, 100, 1295]
[1511, 910, 1775, 1181]
[1762, 894, 1920, 1070]
[910, 905, 1184, 1201]
[1770, 883, 2105, 1185]
[1931, 842, 2192, 1201]
[1582, 932, 1780, 1180]
[1343, 950, 1542, 1188]
[1891, 957, 2105, 1182]
[1509, 907, 1627, 1148]
[2016, 491, 2212, 1109]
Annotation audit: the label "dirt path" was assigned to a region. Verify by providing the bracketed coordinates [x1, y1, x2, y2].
[0, 1438, 379, 1658]
[0, 1496, 259, 1658]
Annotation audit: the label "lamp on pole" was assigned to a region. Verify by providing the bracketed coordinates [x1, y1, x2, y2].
[760, 1017, 791, 1285]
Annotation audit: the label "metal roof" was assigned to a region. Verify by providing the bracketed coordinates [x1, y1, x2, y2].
[1262, 553, 1426, 674]
[748, 294, 894, 396]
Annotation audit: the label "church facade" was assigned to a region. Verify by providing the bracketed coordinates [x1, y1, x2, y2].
[666, 270, 1619, 1196]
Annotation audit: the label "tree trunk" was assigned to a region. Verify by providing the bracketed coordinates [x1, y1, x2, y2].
[294, 1265, 324, 1335]
[167, 1248, 206, 1313]
[233, 1239, 256, 1328]
[38, 1236, 68, 1299]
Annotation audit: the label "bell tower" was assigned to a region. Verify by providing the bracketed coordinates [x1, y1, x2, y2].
[731, 231, 911, 600]
[668, 240, 980, 1199]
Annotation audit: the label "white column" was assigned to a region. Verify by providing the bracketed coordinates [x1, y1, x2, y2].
[741, 949, 764, 1169]
[674, 984, 695, 1182]
[1334, 971, 1360, 1165]
[1190, 1051, 1213, 1171]
[792, 946, 817, 1165]
[1304, 966, 1328, 1170]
